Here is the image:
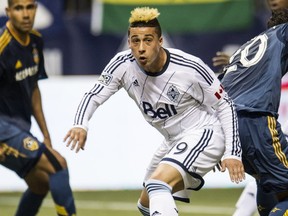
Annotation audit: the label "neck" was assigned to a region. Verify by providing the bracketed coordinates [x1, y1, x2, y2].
[148, 48, 167, 73]
[7, 21, 30, 46]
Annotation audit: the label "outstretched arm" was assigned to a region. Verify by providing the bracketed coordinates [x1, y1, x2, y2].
[32, 83, 52, 147]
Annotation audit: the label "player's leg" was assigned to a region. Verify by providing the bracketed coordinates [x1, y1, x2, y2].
[256, 184, 278, 216]
[15, 169, 49, 216]
[232, 180, 257, 216]
[238, 115, 288, 216]
[138, 141, 170, 215]
[137, 194, 150, 216]
[144, 163, 183, 216]
[35, 146, 76, 216]
[268, 196, 288, 216]
[0, 133, 50, 216]
[232, 180, 277, 216]
[0, 132, 76, 216]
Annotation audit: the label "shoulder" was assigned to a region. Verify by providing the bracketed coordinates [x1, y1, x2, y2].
[167, 48, 203, 63]
[0, 27, 12, 55]
[30, 29, 42, 38]
[29, 29, 43, 43]
[167, 48, 208, 69]
[104, 49, 135, 73]
[113, 49, 134, 61]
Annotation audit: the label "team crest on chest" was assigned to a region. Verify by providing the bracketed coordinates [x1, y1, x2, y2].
[23, 137, 39, 151]
[32, 44, 39, 64]
[167, 85, 180, 102]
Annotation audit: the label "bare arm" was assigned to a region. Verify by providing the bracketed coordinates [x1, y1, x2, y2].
[32, 83, 52, 147]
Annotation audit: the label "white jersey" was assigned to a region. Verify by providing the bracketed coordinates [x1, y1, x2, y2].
[74, 48, 241, 160]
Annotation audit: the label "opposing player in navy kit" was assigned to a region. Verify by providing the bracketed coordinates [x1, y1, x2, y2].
[64, 7, 245, 216]
[0, 0, 76, 215]
[221, 8, 288, 216]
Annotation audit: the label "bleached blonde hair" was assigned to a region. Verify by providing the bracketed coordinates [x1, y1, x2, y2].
[128, 7, 162, 37]
[129, 7, 160, 24]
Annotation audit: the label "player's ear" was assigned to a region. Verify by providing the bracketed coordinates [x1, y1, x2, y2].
[5, 4, 10, 17]
[159, 36, 163, 46]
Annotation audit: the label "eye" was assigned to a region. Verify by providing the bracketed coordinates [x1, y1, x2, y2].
[27, 4, 36, 10]
[14, 5, 23, 11]
[131, 38, 140, 43]
[145, 38, 153, 43]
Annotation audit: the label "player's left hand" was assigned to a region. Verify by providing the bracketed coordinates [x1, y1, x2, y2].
[64, 127, 87, 153]
[221, 158, 245, 184]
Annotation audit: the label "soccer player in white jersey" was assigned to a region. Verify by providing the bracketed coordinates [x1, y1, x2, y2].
[64, 7, 245, 215]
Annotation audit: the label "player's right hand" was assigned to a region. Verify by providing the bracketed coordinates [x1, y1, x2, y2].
[221, 158, 245, 184]
[64, 127, 87, 153]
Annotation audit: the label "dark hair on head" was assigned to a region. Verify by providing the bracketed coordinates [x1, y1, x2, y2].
[7, 0, 36, 7]
[267, 8, 288, 28]
[127, 7, 162, 38]
[128, 19, 162, 37]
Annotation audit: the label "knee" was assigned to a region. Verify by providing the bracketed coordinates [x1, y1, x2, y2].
[45, 146, 68, 169]
[145, 179, 172, 196]
[36, 148, 68, 174]
[54, 153, 67, 169]
[25, 170, 49, 195]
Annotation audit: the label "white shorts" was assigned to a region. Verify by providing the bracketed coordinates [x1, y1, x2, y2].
[143, 127, 225, 202]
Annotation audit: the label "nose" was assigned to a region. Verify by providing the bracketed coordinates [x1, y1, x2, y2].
[23, 8, 30, 18]
[139, 41, 145, 53]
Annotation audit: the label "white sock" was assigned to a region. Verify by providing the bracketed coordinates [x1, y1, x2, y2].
[232, 181, 257, 216]
[137, 199, 150, 216]
[145, 179, 178, 216]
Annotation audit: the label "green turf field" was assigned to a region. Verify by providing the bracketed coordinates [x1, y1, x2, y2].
[0, 188, 256, 216]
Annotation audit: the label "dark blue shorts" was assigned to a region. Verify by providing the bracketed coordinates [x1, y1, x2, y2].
[0, 130, 45, 178]
[238, 112, 288, 194]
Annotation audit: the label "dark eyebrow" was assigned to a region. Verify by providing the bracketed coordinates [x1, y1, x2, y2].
[131, 34, 154, 38]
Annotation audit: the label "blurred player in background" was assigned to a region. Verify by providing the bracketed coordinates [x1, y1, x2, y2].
[213, 1, 288, 216]
[64, 6, 245, 216]
[221, 8, 288, 216]
[0, 0, 76, 215]
[212, 0, 288, 216]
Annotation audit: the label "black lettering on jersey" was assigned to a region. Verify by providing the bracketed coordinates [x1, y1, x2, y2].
[142, 101, 177, 119]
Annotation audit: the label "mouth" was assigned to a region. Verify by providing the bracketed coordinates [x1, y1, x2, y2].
[138, 56, 147, 64]
[22, 21, 32, 26]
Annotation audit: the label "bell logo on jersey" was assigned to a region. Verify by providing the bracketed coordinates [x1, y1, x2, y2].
[98, 74, 112, 86]
[214, 85, 224, 100]
[23, 137, 39, 151]
[142, 101, 177, 119]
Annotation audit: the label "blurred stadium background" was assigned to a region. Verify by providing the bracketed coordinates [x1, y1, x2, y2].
[0, 0, 287, 215]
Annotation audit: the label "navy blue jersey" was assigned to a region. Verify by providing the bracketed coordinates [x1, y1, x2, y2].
[221, 23, 288, 116]
[0, 22, 47, 136]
